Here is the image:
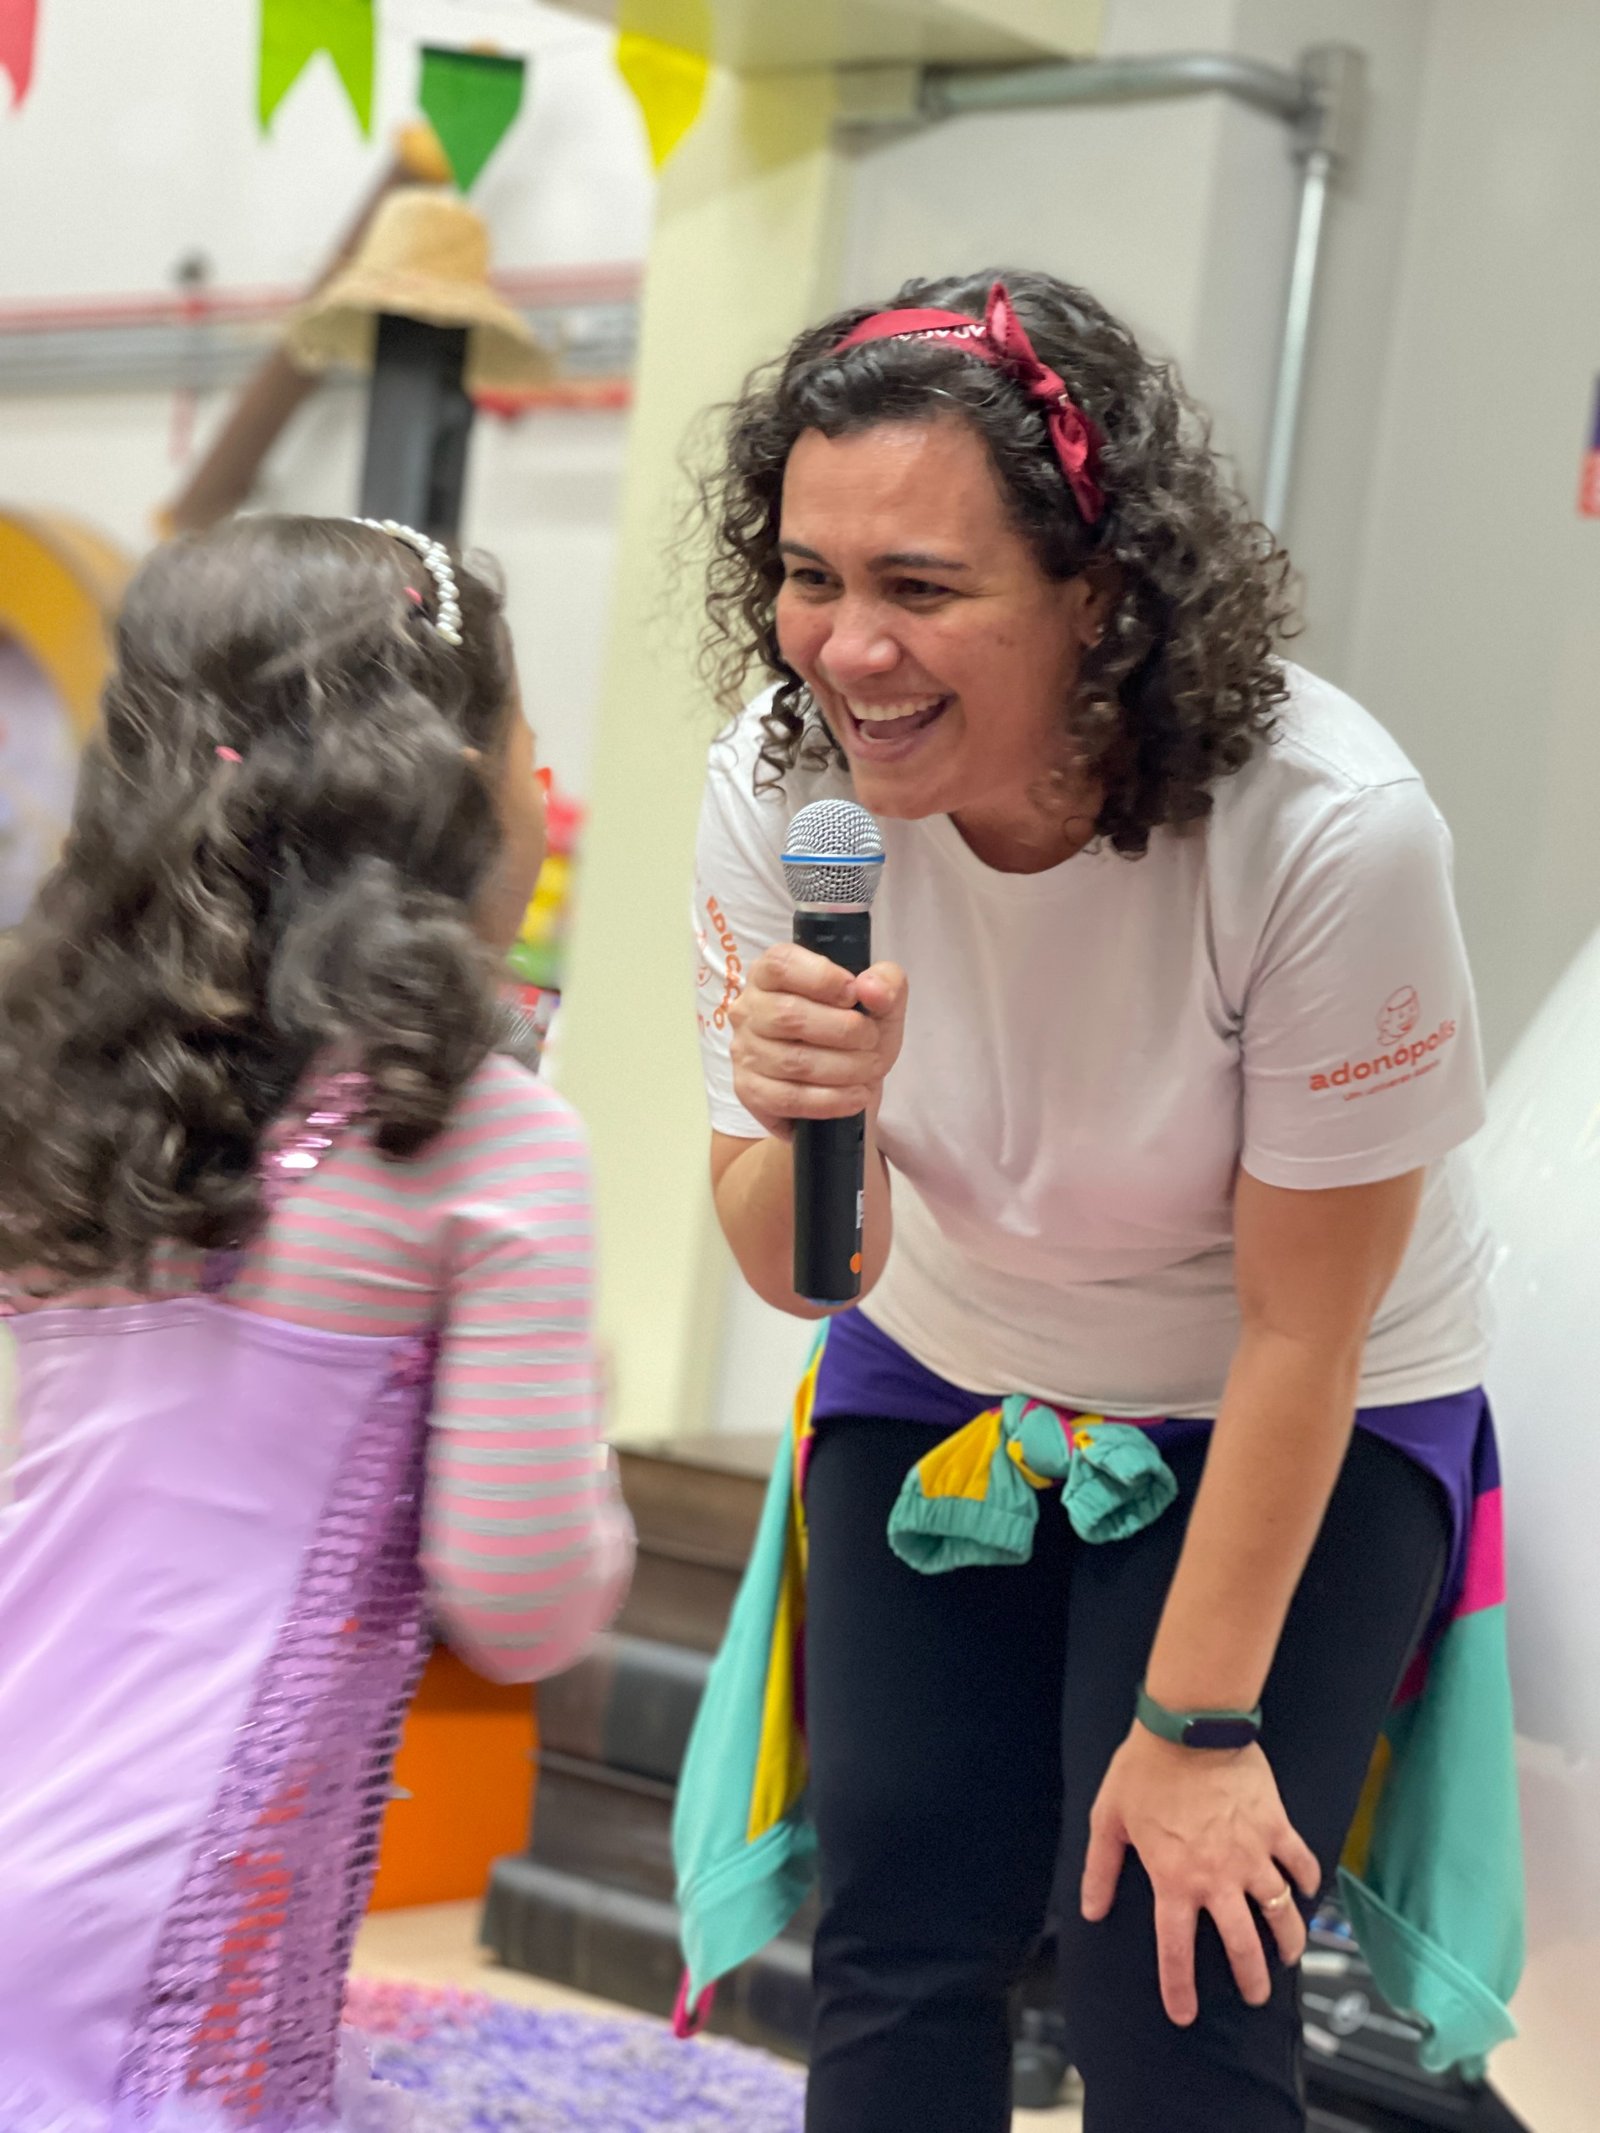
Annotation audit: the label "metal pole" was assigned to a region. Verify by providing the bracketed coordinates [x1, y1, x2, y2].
[1260, 46, 1365, 539]
[1260, 148, 1331, 538]
[922, 50, 1308, 126]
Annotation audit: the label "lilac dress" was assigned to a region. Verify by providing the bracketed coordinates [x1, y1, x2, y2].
[0, 1091, 432, 2130]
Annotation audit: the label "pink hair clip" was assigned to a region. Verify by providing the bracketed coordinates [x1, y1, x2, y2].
[215, 746, 242, 764]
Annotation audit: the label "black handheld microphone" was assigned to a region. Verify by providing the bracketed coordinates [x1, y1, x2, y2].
[782, 799, 887, 1307]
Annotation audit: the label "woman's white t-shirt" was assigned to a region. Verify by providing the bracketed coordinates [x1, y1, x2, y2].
[694, 665, 1493, 1417]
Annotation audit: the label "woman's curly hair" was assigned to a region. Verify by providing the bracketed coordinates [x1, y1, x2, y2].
[0, 514, 515, 1290]
[697, 267, 1296, 853]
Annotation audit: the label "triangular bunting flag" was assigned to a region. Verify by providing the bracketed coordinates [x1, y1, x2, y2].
[0, 0, 39, 109]
[418, 47, 527, 193]
[616, 0, 711, 170]
[259, 0, 375, 137]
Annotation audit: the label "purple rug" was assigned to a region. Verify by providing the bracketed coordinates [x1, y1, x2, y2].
[345, 1979, 804, 2131]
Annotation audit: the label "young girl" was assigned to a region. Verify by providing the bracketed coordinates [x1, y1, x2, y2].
[0, 515, 634, 2129]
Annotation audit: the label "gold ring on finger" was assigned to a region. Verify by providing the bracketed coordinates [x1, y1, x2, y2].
[1262, 1885, 1295, 1914]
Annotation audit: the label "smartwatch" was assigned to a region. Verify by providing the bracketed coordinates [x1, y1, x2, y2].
[1136, 1683, 1262, 1752]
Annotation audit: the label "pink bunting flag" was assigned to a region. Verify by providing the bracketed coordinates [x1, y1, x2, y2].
[0, 0, 39, 108]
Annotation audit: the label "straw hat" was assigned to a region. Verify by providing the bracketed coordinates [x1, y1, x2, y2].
[287, 187, 553, 396]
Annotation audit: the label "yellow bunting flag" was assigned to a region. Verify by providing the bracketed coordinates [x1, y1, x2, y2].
[615, 0, 711, 170]
[259, 0, 375, 137]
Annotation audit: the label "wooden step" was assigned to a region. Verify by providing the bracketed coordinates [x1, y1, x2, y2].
[487, 1438, 797, 2043]
[536, 1632, 708, 1782]
[527, 1748, 822, 1944]
[617, 1432, 777, 1561]
[530, 1749, 677, 1903]
[613, 1432, 779, 1651]
[483, 1854, 812, 2060]
[612, 1545, 743, 1654]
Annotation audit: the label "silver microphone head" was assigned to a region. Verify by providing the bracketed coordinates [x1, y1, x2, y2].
[783, 800, 886, 910]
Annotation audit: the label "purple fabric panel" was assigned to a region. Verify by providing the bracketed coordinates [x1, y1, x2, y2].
[1347, 1387, 1488, 1634]
[813, 1306, 986, 1429]
[814, 1306, 1482, 1609]
[0, 2032, 417, 2132]
[114, 1339, 433, 2121]
[0, 1301, 421, 2125]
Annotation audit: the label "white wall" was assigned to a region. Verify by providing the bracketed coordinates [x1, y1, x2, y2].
[838, 0, 1244, 420]
[1342, 0, 1600, 1071]
[1, 0, 651, 295]
[0, 0, 655, 801]
[1204, 0, 1434, 677]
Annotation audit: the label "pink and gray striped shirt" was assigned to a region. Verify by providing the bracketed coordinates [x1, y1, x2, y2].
[2, 1052, 632, 1682]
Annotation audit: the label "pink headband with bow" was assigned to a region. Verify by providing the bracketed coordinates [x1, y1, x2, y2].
[832, 281, 1106, 527]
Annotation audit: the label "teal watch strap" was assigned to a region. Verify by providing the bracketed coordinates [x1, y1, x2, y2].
[1136, 1683, 1262, 1751]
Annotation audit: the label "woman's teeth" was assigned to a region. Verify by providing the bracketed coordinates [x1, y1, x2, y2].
[847, 696, 947, 727]
[847, 698, 941, 723]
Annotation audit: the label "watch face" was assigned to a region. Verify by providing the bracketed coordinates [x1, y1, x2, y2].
[1182, 1717, 1258, 1751]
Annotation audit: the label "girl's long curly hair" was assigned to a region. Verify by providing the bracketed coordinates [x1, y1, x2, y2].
[0, 514, 515, 1290]
[697, 268, 1296, 853]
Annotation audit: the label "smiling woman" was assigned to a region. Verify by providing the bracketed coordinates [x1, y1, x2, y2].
[680, 269, 1516, 2133]
[698, 269, 1292, 862]
[773, 418, 1103, 868]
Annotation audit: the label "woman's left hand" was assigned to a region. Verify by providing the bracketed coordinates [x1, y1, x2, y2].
[1080, 1725, 1322, 2026]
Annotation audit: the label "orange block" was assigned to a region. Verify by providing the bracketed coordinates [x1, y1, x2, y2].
[367, 1646, 538, 1912]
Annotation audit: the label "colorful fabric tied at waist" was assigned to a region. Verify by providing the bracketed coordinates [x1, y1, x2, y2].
[888, 1397, 1178, 1571]
[671, 1333, 1521, 2081]
[1335, 1421, 1522, 2076]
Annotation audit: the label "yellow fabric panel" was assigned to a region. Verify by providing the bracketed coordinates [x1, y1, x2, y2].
[746, 1342, 822, 1842]
[915, 1408, 1004, 1502]
[1004, 1438, 1051, 1491]
[746, 1525, 807, 1842]
[791, 1339, 818, 1575]
[1341, 1731, 1392, 1880]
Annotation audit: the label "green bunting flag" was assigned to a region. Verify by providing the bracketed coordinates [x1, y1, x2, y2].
[259, 0, 375, 136]
[418, 47, 527, 192]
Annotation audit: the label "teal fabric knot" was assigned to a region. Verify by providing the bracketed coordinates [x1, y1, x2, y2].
[887, 1396, 1177, 1574]
[1061, 1419, 1180, 1544]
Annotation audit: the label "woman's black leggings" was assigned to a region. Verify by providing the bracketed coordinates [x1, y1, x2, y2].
[802, 1418, 1450, 2133]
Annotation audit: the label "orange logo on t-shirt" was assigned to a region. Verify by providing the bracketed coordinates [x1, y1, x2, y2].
[1309, 992, 1457, 1099]
[1378, 986, 1421, 1044]
[704, 895, 744, 1031]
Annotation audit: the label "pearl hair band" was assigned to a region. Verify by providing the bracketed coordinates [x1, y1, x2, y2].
[357, 517, 464, 647]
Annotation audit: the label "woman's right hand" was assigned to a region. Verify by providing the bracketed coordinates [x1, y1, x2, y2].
[728, 943, 908, 1142]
